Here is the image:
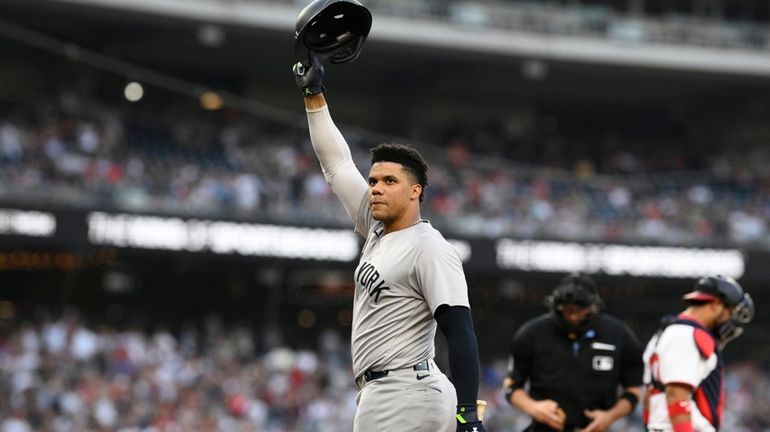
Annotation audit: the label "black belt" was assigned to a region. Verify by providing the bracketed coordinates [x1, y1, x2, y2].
[363, 359, 430, 382]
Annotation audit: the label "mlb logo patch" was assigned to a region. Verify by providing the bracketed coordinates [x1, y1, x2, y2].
[592, 355, 614, 371]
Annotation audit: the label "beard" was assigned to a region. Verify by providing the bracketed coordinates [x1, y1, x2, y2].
[552, 311, 597, 337]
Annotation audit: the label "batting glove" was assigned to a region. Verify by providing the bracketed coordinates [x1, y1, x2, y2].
[292, 53, 325, 96]
[456, 404, 487, 432]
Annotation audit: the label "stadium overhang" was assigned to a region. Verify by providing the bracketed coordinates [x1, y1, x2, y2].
[38, 0, 770, 78]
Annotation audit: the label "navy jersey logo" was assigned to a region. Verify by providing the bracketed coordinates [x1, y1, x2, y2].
[356, 261, 391, 303]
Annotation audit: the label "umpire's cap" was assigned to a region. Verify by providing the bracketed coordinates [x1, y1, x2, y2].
[545, 272, 603, 310]
[294, 0, 372, 67]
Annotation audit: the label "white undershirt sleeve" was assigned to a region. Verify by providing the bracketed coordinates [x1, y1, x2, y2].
[306, 105, 368, 224]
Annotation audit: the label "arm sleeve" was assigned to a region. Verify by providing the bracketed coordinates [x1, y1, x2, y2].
[620, 323, 645, 388]
[306, 105, 368, 230]
[435, 305, 480, 405]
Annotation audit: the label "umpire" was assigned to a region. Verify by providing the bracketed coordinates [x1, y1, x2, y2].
[502, 273, 644, 432]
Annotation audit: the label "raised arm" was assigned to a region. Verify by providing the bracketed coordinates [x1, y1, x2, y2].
[294, 57, 368, 223]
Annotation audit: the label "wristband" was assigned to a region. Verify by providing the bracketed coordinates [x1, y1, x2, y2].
[672, 423, 694, 432]
[619, 391, 639, 411]
[456, 404, 479, 424]
[302, 84, 325, 97]
[667, 400, 691, 417]
[668, 400, 693, 432]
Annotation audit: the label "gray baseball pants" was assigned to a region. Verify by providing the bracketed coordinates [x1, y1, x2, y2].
[353, 359, 456, 432]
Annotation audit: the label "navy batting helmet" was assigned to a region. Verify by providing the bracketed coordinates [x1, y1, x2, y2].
[684, 275, 754, 346]
[294, 0, 372, 67]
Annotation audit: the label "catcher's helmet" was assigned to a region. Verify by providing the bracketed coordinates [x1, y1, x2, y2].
[545, 272, 603, 310]
[294, 0, 372, 67]
[684, 275, 754, 346]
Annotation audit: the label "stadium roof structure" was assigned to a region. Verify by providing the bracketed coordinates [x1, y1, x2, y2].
[37, 0, 770, 78]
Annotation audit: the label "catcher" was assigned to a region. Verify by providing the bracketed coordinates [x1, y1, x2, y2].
[642, 276, 754, 432]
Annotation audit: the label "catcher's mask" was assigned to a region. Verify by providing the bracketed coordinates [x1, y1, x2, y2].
[294, 0, 372, 67]
[684, 275, 754, 347]
[545, 273, 603, 335]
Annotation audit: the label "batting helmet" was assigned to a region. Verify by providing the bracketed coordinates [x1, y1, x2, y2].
[684, 275, 754, 346]
[294, 0, 372, 67]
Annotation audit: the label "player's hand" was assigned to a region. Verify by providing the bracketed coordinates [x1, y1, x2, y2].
[292, 53, 325, 96]
[578, 408, 614, 432]
[529, 399, 566, 431]
[456, 404, 488, 432]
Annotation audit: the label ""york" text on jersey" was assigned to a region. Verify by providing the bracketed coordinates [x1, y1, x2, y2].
[356, 262, 391, 303]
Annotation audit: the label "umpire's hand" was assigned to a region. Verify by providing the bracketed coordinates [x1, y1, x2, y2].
[292, 53, 325, 96]
[529, 399, 566, 431]
[579, 408, 614, 432]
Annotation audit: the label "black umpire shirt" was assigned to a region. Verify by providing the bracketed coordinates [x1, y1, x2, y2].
[509, 313, 644, 431]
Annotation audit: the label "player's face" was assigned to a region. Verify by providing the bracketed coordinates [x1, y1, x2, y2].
[702, 299, 733, 329]
[715, 302, 733, 326]
[368, 162, 421, 223]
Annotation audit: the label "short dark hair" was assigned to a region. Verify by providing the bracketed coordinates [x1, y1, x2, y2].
[370, 143, 429, 202]
[545, 272, 603, 309]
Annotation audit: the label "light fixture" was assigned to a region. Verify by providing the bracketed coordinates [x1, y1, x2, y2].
[124, 82, 144, 102]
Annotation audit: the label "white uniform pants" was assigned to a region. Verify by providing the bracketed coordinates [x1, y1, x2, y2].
[354, 359, 456, 432]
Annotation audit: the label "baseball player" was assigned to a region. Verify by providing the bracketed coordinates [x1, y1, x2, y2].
[642, 275, 754, 432]
[292, 55, 487, 432]
[502, 273, 644, 432]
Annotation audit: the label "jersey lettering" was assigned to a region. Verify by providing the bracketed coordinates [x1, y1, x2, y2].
[356, 261, 391, 303]
[357, 262, 376, 284]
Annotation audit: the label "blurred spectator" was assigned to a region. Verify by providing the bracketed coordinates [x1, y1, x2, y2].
[0, 308, 767, 431]
[1, 93, 770, 249]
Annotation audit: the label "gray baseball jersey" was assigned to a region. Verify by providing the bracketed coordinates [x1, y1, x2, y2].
[350, 197, 470, 379]
[305, 105, 470, 381]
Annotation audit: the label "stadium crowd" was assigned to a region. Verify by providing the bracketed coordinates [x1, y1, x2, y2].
[0, 309, 768, 432]
[2, 3, 769, 432]
[1, 93, 768, 249]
